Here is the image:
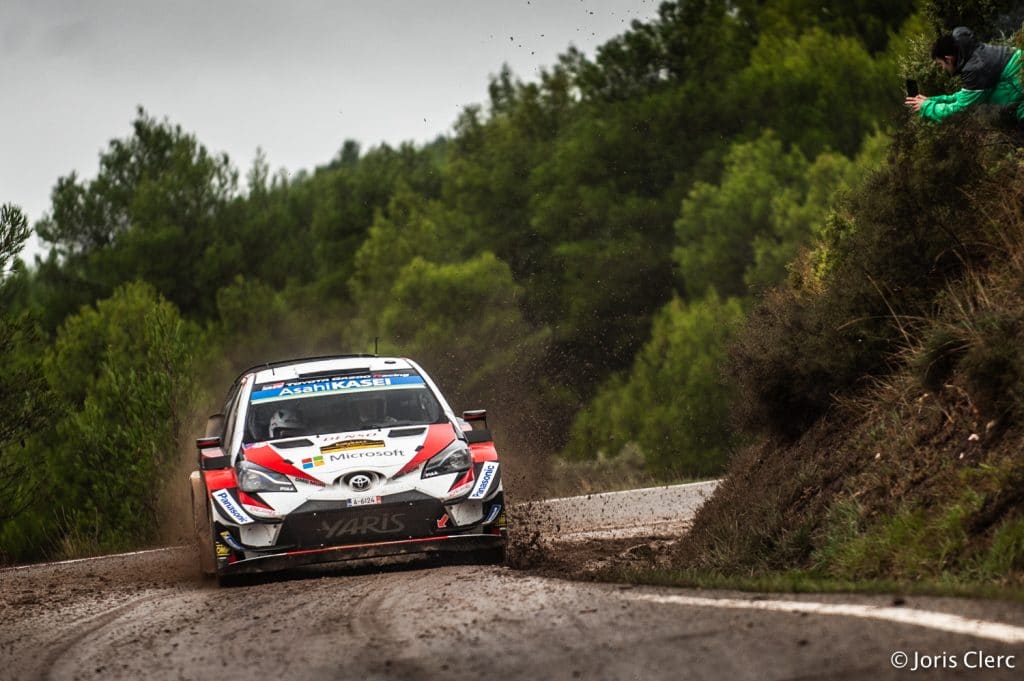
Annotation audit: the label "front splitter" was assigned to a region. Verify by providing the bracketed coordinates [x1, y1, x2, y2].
[219, 532, 506, 576]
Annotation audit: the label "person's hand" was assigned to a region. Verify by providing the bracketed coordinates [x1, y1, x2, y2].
[904, 94, 927, 112]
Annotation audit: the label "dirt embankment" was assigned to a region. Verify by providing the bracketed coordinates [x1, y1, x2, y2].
[672, 381, 1024, 586]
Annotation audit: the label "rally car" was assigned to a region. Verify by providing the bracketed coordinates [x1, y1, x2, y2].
[189, 355, 506, 584]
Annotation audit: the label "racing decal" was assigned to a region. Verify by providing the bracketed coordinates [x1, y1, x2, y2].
[323, 432, 381, 443]
[301, 455, 325, 469]
[237, 490, 272, 510]
[469, 462, 499, 500]
[327, 449, 404, 462]
[215, 541, 231, 558]
[320, 513, 406, 539]
[321, 439, 384, 453]
[347, 496, 382, 507]
[212, 489, 254, 525]
[448, 467, 475, 493]
[483, 504, 502, 525]
[436, 513, 450, 529]
[219, 531, 245, 551]
[251, 373, 426, 403]
[395, 423, 456, 477]
[243, 444, 322, 484]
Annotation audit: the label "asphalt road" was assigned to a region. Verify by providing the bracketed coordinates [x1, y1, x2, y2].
[3, 483, 1023, 681]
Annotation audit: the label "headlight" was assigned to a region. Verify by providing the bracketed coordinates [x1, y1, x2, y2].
[237, 461, 296, 493]
[422, 442, 472, 478]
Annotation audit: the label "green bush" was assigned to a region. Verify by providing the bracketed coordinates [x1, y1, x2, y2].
[923, 0, 1024, 38]
[377, 252, 555, 457]
[730, 28, 898, 158]
[959, 313, 1024, 419]
[10, 282, 199, 557]
[204, 275, 356, 377]
[0, 206, 55, 530]
[912, 326, 967, 393]
[378, 252, 547, 402]
[565, 292, 745, 477]
[674, 132, 810, 299]
[728, 121, 994, 438]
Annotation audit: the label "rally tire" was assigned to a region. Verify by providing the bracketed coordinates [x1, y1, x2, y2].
[190, 472, 217, 577]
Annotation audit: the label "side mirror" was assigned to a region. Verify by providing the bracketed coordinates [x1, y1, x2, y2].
[204, 413, 225, 438]
[462, 409, 488, 430]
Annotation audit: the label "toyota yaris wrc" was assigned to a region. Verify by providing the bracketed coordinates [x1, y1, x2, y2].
[189, 355, 506, 584]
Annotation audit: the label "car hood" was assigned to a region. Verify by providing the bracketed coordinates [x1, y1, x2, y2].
[241, 422, 458, 485]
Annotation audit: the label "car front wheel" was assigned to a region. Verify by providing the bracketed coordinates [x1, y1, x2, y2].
[189, 472, 216, 577]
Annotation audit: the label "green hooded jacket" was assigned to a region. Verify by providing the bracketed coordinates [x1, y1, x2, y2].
[921, 28, 1024, 122]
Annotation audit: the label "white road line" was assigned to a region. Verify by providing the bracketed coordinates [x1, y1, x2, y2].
[628, 593, 1024, 644]
[0, 546, 186, 572]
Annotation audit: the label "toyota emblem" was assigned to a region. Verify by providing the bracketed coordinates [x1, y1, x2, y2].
[349, 474, 372, 491]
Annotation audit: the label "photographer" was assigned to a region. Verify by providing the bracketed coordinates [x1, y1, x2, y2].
[905, 27, 1024, 123]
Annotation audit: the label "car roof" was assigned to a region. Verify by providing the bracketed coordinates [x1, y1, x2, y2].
[240, 355, 418, 385]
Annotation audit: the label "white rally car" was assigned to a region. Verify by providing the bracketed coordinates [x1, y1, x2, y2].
[189, 355, 506, 584]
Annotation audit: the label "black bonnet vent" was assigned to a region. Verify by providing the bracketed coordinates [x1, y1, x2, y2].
[272, 438, 315, 449]
[388, 427, 427, 438]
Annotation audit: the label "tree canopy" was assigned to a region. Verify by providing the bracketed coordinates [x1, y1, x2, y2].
[2, 0, 969, 561]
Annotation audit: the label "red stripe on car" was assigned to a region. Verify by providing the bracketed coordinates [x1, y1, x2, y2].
[244, 444, 322, 483]
[395, 423, 456, 476]
[449, 467, 474, 492]
[238, 490, 273, 510]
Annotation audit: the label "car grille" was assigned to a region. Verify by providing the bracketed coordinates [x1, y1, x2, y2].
[278, 498, 447, 549]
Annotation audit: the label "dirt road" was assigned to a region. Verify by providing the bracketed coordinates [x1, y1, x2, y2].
[3, 484, 1023, 680]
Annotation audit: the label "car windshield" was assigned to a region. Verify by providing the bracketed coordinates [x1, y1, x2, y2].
[243, 370, 446, 443]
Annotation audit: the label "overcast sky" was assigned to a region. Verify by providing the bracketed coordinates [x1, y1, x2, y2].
[2, 0, 661, 260]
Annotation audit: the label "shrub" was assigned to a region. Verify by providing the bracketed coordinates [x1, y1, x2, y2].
[728, 120, 996, 438]
[33, 282, 198, 555]
[565, 292, 745, 477]
[958, 313, 1024, 419]
[912, 326, 968, 393]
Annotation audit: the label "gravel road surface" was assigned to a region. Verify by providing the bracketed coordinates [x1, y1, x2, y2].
[3, 483, 1022, 680]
